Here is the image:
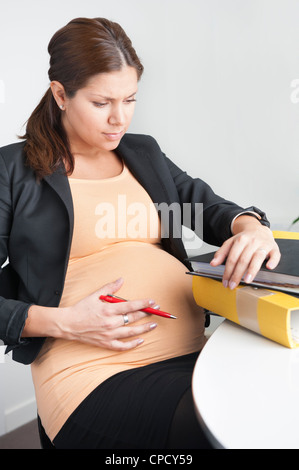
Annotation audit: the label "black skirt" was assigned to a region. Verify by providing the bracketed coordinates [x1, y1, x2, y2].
[52, 351, 201, 449]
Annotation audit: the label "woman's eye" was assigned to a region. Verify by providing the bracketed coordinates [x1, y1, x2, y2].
[93, 102, 107, 108]
[92, 99, 136, 108]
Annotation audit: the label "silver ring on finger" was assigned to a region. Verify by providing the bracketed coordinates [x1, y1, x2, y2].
[123, 314, 129, 326]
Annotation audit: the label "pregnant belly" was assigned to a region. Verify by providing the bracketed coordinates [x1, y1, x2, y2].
[58, 241, 205, 362]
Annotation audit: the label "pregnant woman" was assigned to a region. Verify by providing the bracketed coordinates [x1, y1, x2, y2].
[0, 17, 280, 449]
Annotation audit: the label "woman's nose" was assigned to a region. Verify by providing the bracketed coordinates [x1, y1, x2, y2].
[108, 104, 125, 126]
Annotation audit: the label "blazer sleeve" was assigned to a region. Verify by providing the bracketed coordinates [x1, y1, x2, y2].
[163, 154, 269, 246]
[0, 153, 33, 347]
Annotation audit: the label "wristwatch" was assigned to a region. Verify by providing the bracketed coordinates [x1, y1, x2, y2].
[231, 206, 270, 232]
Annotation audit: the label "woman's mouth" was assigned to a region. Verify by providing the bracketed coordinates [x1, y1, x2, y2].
[103, 131, 124, 141]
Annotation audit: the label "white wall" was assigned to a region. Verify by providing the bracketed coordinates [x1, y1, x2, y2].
[1, 0, 299, 435]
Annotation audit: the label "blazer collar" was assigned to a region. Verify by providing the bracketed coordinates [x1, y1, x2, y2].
[44, 164, 74, 234]
[117, 138, 171, 206]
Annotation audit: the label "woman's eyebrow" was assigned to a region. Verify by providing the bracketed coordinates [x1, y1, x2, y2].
[90, 91, 138, 101]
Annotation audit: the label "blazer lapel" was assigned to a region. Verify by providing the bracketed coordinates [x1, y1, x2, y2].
[117, 139, 171, 207]
[44, 165, 74, 236]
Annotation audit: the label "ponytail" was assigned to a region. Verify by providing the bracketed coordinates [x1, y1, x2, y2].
[21, 88, 74, 179]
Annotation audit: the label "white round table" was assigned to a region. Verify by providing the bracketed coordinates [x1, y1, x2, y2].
[192, 320, 299, 449]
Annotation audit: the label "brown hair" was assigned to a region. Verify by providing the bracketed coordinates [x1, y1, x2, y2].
[21, 17, 144, 178]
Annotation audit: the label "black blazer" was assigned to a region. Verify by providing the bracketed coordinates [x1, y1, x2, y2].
[0, 134, 267, 364]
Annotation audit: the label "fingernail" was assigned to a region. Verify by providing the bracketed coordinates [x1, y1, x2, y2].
[229, 281, 236, 290]
[244, 274, 252, 284]
[223, 280, 228, 288]
[149, 300, 155, 306]
[150, 323, 157, 330]
[153, 305, 160, 310]
[137, 339, 144, 345]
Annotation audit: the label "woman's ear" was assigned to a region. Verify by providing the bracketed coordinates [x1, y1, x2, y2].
[50, 81, 67, 110]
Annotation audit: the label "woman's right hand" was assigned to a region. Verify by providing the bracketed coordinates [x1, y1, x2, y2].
[57, 278, 158, 351]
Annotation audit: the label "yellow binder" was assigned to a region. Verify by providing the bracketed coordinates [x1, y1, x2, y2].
[192, 231, 299, 348]
[192, 276, 299, 348]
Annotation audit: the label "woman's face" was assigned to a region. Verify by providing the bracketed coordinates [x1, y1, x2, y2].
[54, 66, 138, 155]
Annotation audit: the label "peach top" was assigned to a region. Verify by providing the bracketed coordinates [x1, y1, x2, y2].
[31, 164, 206, 441]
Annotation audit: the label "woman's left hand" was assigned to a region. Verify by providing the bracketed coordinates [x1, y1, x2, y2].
[210, 216, 281, 289]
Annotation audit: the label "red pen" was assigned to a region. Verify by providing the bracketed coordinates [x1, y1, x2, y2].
[99, 294, 177, 319]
